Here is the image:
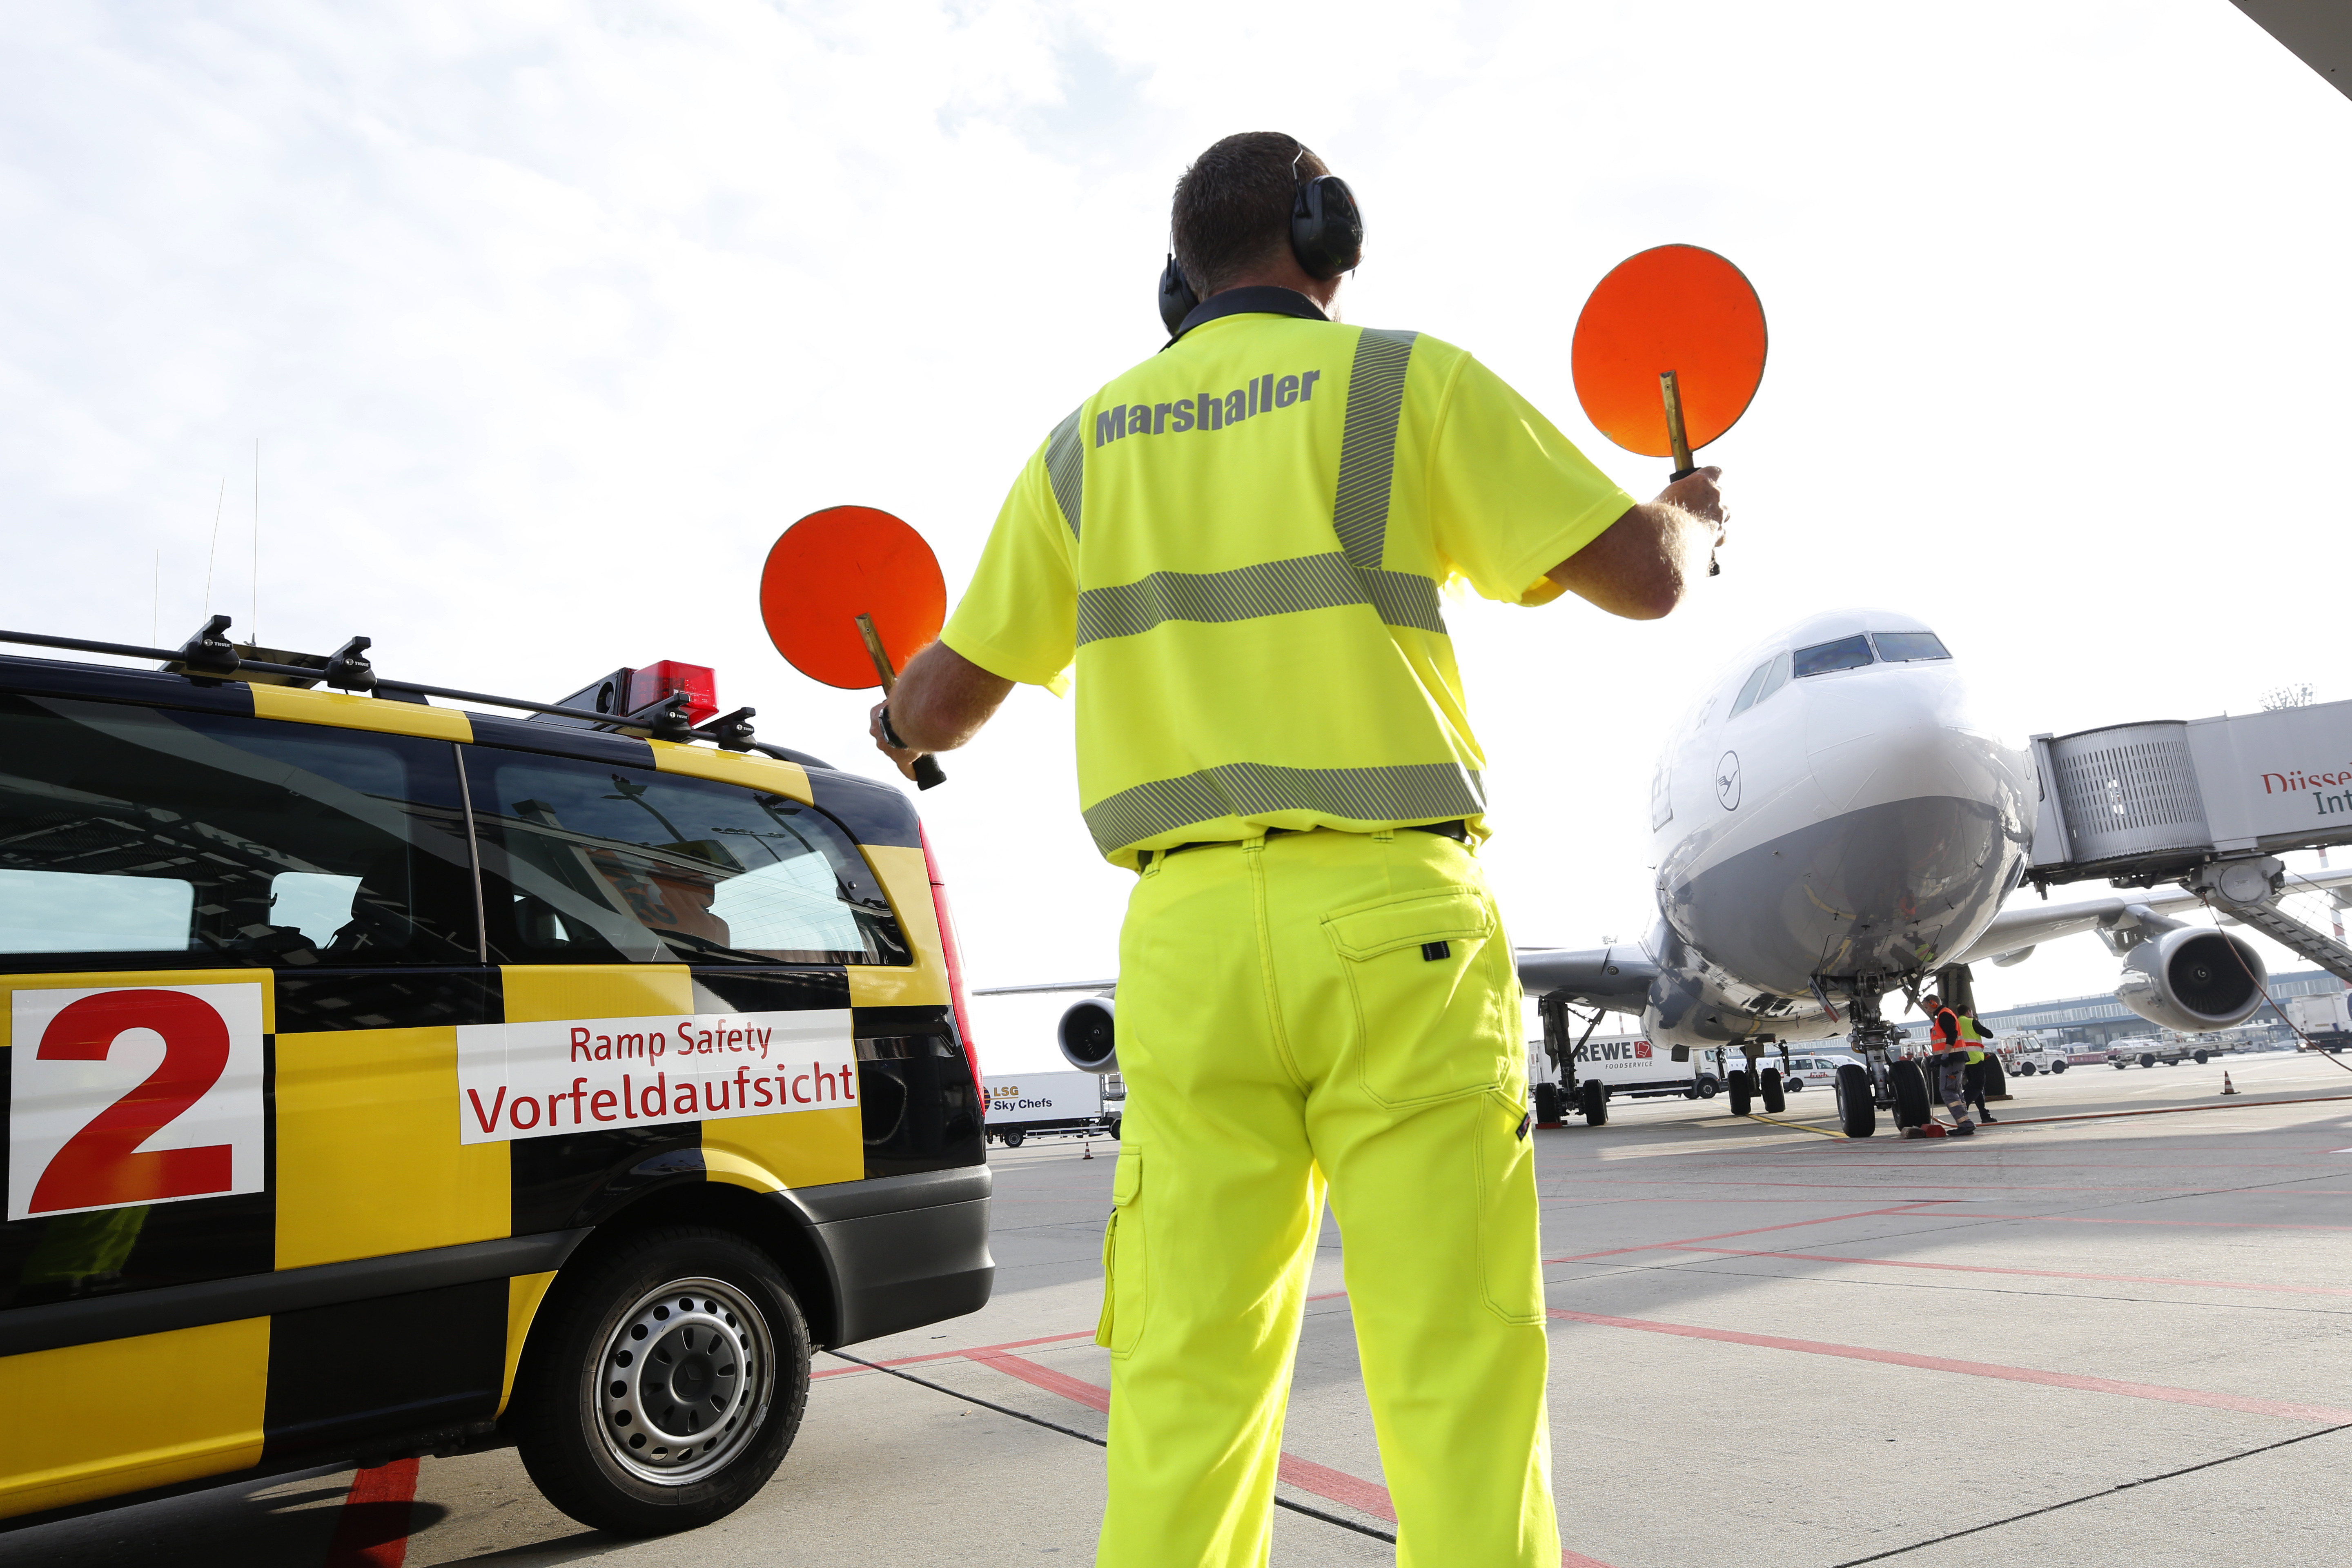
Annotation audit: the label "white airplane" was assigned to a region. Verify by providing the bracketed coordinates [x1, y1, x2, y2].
[989, 606, 2349, 1137]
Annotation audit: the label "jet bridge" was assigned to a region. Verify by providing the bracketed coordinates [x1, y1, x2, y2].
[2027, 697, 2352, 984]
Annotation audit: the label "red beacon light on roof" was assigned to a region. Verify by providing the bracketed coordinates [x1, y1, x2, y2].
[541, 661, 720, 731]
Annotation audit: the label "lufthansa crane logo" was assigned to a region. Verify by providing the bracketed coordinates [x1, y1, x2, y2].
[1715, 751, 1741, 811]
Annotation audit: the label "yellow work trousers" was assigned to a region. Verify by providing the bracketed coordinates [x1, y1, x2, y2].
[1095, 828, 1556, 1568]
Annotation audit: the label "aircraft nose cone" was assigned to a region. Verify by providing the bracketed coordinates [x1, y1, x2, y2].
[1806, 670, 2022, 818]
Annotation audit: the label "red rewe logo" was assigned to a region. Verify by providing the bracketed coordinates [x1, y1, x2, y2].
[8, 983, 266, 1221]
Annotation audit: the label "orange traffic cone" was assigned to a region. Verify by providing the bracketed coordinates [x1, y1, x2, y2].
[1082, 1138, 1094, 1159]
[2220, 1072, 2238, 1096]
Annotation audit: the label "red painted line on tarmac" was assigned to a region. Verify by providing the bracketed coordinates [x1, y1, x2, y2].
[963, 1350, 1618, 1566]
[969, 1350, 1111, 1412]
[1944, 1212, 2352, 1231]
[323, 1458, 419, 1568]
[1547, 1309, 2352, 1423]
[1545, 1204, 1931, 1263]
[1986, 1093, 2352, 1127]
[811, 1328, 1098, 1379]
[1663, 1245, 2352, 1297]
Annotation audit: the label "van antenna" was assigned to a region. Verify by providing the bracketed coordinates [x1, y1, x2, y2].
[203, 477, 225, 618]
[250, 438, 260, 642]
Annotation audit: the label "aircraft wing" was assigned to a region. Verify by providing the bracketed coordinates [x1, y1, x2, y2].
[1514, 947, 1657, 1013]
[972, 979, 1117, 997]
[1952, 870, 2352, 966]
[977, 949, 1664, 1016]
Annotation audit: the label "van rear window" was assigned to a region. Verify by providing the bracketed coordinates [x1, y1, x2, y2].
[0, 696, 477, 965]
[466, 748, 908, 966]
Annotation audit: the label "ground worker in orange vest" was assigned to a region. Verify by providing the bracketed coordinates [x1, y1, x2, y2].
[1915, 991, 1979, 1138]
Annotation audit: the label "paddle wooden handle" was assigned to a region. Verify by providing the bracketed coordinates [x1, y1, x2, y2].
[857, 613, 946, 789]
[1659, 370, 1720, 577]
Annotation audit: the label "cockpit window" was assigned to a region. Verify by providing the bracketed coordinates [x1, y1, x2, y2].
[1755, 650, 1792, 705]
[1793, 634, 1874, 678]
[1871, 631, 1951, 663]
[1729, 661, 1771, 717]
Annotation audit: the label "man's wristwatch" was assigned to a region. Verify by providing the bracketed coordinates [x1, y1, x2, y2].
[878, 705, 909, 750]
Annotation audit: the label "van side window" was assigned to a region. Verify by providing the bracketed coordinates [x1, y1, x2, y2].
[466, 748, 908, 966]
[0, 695, 477, 966]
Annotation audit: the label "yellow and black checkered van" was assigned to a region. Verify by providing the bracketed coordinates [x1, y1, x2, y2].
[0, 632, 991, 1535]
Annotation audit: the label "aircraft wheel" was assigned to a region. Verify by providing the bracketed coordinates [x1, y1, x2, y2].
[1002, 1127, 1025, 1149]
[1889, 1059, 1930, 1128]
[1982, 1058, 2008, 1100]
[1726, 1070, 1753, 1116]
[1581, 1078, 1608, 1126]
[1760, 1068, 1786, 1114]
[1835, 1064, 1876, 1138]
[1106, 1118, 1121, 1141]
[1534, 1081, 1564, 1125]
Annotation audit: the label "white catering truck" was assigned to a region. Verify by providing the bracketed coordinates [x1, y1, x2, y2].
[982, 1070, 1125, 1148]
[2282, 991, 2352, 1051]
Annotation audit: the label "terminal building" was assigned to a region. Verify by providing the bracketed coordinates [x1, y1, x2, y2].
[1977, 967, 2346, 1048]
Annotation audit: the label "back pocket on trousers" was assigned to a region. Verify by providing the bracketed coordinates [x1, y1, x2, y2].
[1325, 888, 1508, 1107]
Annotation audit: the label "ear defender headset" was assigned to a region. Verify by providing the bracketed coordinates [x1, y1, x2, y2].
[1158, 145, 1366, 337]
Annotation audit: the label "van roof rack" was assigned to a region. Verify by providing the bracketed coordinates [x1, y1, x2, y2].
[0, 616, 833, 769]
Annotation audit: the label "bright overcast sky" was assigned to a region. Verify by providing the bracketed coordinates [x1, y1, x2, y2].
[3, 2, 2346, 1069]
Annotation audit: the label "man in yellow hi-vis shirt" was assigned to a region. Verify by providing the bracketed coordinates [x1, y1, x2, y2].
[871, 132, 1727, 1567]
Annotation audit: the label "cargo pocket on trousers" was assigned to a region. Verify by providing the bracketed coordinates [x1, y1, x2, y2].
[1095, 1146, 1147, 1356]
[1325, 888, 1508, 1107]
[1475, 1103, 1546, 1325]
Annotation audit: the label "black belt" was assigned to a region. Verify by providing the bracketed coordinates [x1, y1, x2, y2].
[1136, 820, 1468, 871]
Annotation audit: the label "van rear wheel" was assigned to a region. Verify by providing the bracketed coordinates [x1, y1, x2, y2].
[512, 1226, 808, 1537]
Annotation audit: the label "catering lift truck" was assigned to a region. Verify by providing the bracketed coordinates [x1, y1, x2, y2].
[982, 1070, 1124, 1148]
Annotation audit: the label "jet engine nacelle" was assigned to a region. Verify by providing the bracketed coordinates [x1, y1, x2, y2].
[2115, 927, 2266, 1034]
[1058, 996, 1118, 1074]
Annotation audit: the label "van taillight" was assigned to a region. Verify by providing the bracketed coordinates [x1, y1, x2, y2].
[920, 824, 982, 1098]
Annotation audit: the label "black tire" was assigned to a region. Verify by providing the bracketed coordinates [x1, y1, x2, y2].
[2016, 1061, 2035, 1076]
[511, 1226, 809, 1537]
[1107, 1118, 1122, 1140]
[1889, 1059, 1930, 1128]
[1695, 1074, 1720, 1100]
[1785, 1076, 1804, 1093]
[1002, 1127, 1025, 1148]
[2193, 1049, 2209, 1065]
[2140, 1053, 2157, 1069]
[2052, 1060, 2067, 1074]
[1982, 1058, 2008, 1100]
[1835, 1063, 1876, 1138]
[1760, 1067, 1786, 1114]
[2112, 1060, 2127, 1070]
[1581, 1078, 1608, 1126]
[1534, 1081, 1564, 1125]
[1726, 1070, 1753, 1116]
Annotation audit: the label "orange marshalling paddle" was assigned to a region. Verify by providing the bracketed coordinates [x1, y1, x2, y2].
[1571, 244, 1766, 575]
[759, 505, 949, 789]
